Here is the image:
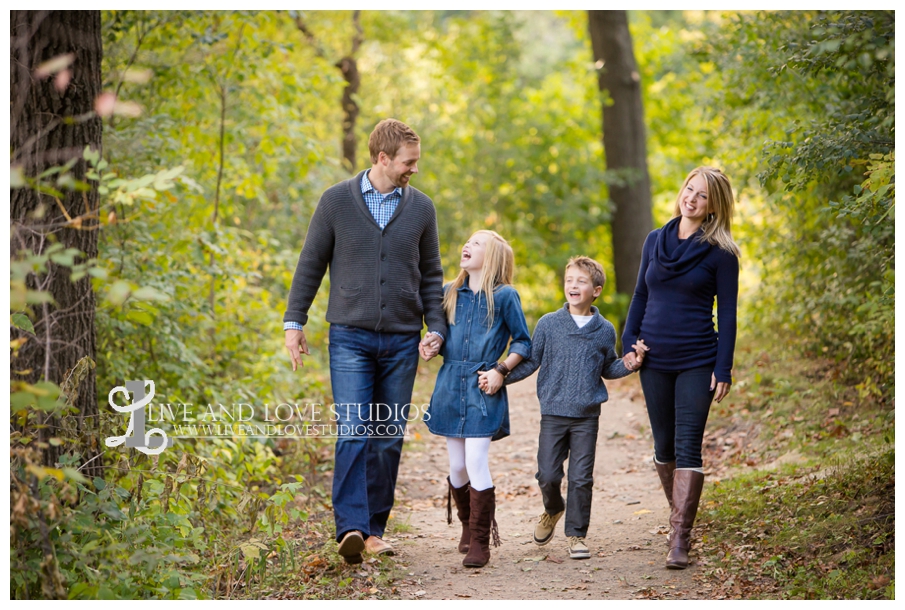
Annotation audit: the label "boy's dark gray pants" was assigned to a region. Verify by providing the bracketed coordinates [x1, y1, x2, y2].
[535, 414, 600, 537]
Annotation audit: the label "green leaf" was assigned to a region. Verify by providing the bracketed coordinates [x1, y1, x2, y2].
[126, 309, 155, 326]
[106, 281, 132, 306]
[11, 312, 35, 335]
[132, 286, 168, 301]
[63, 467, 88, 484]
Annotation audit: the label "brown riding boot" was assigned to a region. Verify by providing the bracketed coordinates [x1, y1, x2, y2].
[666, 469, 705, 569]
[447, 477, 471, 553]
[654, 459, 676, 509]
[463, 486, 500, 568]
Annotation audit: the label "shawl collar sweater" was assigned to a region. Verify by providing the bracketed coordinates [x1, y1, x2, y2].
[506, 304, 632, 418]
[283, 169, 447, 335]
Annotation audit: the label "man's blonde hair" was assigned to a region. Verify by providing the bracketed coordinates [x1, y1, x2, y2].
[565, 256, 605, 290]
[443, 231, 515, 327]
[368, 119, 420, 163]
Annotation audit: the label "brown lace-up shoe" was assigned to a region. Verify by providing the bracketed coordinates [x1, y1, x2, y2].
[337, 530, 365, 564]
[533, 510, 564, 546]
[365, 535, 395, 556]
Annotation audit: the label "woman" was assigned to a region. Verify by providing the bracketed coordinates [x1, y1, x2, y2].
[622, 166, 740, 569]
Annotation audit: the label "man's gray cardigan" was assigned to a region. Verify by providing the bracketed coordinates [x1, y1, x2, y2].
[283, 170, 447, 336]
[506, 304, 632, 418]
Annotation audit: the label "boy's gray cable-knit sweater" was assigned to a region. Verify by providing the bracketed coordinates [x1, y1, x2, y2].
[506, 303, 632, 418]
[282, 169, 447, 336]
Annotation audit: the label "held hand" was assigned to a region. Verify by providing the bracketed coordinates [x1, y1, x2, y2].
[623, 338, 649, 372]
[623, 352, 641, 372]
[477, 369, 503, 395]
[419, 341, 440, 361]
[632, 339, 649, 361]
[284, 329, 309, 371]
[419, 332, 442, 361]
[711, 373, 731, 403]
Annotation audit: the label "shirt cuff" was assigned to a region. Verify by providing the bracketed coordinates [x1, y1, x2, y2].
[508, 342, 531, 359]
[427, 330, 445, 342]
[284, 322, 305, 331]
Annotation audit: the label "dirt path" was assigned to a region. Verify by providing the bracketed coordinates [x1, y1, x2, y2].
[385, 372, 708, 600]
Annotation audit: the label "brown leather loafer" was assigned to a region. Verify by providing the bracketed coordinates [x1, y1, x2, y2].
[365, 535, 395, 556]
[337, 530, 365, 564]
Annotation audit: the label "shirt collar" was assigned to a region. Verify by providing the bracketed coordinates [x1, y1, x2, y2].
[361, 170, 401, 197]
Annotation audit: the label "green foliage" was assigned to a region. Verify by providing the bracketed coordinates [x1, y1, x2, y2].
[11, 9, 894, 600]
[696, 339, 894, 599]
[698, 450, 894, 599]
[706, 12, 893, 401]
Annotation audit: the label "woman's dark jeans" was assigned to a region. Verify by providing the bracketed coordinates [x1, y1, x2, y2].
[639, 366, 715, 469]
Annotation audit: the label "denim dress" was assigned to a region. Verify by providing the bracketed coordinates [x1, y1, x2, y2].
[424, 282, 531, 440]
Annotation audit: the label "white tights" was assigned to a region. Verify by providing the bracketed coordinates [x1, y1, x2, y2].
[446, 437, 493, 491]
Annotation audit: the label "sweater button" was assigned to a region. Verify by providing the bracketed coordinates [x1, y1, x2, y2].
[381, 255, 387, 261]
[380, 279, 386, 285]
[381, 304, 386, 310]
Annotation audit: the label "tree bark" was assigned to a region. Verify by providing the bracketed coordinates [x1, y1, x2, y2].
[588, 10, 653, 297]
[10, 11, 102, 474]
[336, 11, 363, 172]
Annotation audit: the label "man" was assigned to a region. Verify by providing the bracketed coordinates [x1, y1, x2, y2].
[283, 119, 446, 564]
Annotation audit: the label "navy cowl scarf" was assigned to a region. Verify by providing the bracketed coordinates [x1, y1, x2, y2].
[653, 216, 711, 281]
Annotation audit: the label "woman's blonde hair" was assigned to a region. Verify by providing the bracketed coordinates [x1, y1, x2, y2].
[672, 166, 741, 257]
[443, 230, 514, 327]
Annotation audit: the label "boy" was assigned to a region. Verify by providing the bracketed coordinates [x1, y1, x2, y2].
[504, 256, 643, 559]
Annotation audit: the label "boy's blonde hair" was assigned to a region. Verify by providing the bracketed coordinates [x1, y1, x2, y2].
[443, 230, 514, 327]
[565, 256, 605, 293]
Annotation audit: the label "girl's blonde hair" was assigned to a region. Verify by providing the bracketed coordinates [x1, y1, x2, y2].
[443, 230, 514, 327]
[672, 166, 741, 257]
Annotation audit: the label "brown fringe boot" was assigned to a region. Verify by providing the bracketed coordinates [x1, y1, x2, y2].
[447, 477, 471, 553]
[462, 486, 501, 568]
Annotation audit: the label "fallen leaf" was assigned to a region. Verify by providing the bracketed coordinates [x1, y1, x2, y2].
[634, 509, 652, 515]
[545, 555, 564, 564]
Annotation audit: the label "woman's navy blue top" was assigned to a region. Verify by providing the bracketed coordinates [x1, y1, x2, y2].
[622, 217, 739, 383]
[424, 282, 531, 440]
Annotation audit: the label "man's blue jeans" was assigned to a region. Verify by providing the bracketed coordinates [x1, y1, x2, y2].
[328, 324, 420, 542]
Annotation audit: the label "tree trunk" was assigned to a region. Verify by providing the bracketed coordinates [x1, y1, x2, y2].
[588, 10, 653, 297]
[337, 55, 361, 172]
[337, 11, 363, 172]
[293, 11, 363, 173]
[10, 10, 102, 475]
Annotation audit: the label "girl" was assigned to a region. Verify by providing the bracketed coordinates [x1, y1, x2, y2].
[423, 230, 531, 568]
[622, 166, 740, 569]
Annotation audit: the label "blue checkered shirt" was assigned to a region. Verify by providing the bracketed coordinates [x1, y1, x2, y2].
[360, 170, 401, 229]
[283, 172, 442, 340]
